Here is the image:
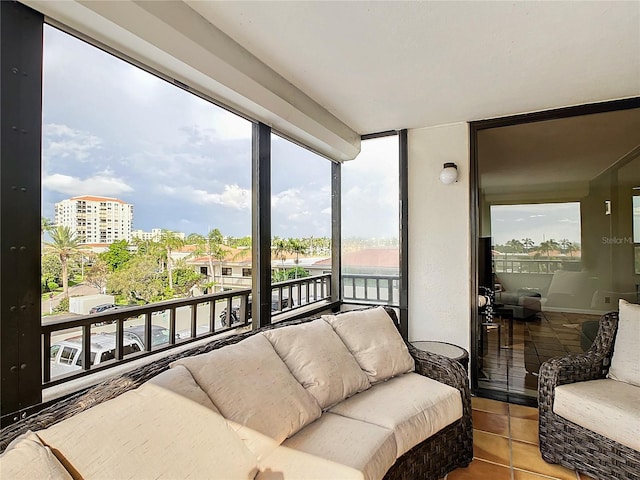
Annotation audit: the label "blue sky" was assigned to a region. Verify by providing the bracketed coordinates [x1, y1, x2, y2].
[42, 25, 400, 240]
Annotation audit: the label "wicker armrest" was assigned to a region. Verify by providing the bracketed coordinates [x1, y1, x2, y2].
[407, 343, 468, 392]
[538, 311, 618, 413]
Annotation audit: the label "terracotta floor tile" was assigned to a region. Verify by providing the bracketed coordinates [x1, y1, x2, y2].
[510, 416, 539, 445]
[510, 403, 539, 420]
[447, 459, 511, 480]
[514, 468, 573, 479]
[473, 430, 511, 467]
[472, 396, 509, 415]
[512, 440, 577, 480]
[472, 410, 509, 437]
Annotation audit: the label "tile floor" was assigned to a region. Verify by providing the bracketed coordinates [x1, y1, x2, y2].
[478, 311, 600, 398]
[441, 397, 595, 480]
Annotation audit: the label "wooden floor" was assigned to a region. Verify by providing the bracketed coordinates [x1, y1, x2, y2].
[441, 397, 596, 480]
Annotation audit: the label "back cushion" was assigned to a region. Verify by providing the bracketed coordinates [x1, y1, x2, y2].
[0, 431, 73, 480]
[264, 320, 371, 409]
[608, 299, 640, 387]
[172, 334, 321, 442]
[323, 307, 414, 384]
[37, 382, 258, 479]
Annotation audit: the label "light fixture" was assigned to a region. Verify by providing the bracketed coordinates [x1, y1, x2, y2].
[439, 162, 458, 184]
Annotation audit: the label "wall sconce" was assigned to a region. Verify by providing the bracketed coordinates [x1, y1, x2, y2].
[439, 162, 458, 184]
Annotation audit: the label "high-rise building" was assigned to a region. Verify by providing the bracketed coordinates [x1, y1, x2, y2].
[54, 195, 133, 244]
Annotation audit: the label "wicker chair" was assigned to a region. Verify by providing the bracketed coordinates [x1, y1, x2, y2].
[0, 307, 473, 480]
[538, 311, 640, 479]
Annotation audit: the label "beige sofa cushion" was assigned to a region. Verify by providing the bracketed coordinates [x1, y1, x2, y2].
[330, 372, 462, 457]
[173, 333, 321, 442]
[323, 307, 414, 383]
[257, 444, 365, 480]
[0, 431, 73, 480]
[263, 319, 370, 409]
[145, 364, 220, 412]
[228, 421, 365, 480]
[38, 381, 259, 479]
[283, 412, 397, 480]
[554, 378, 640, 451]
[608, 299, 640, 387]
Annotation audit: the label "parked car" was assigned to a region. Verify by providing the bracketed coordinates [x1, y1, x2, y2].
[220, 296, 293, 327]
[49, 333, 142, 377]
[122, 325, 178, 349]
[89, 303, 119, 314]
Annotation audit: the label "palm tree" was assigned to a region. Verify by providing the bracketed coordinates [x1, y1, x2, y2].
[272, 237, 289, 273]
[287, 238, 308, 279]
[41, 216, 53, 245]
[521, 238, 534, 253]
[159, 230, 185, 290]
[44, 225, 82, 299]
[188, 229, 226, 288]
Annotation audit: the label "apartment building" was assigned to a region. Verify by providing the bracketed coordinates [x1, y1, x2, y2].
[131, 228, 186, 242]
[54, 195, 133, 244]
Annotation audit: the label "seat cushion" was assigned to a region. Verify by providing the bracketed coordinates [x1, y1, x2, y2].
[282, 412, 397, 480]
[172, 333, 321, 442]
[554, 378, 640, 451]
[323, 306, 414, 384]
[607, 299, 640, 387]
[256, 444, 365, 480]
[329, 372, 462, 457]
[0, 431, 73, 480]
[37, 381, 259, 479]
[263, 319, 370, 409]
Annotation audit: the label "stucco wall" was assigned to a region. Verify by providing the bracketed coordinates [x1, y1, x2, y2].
[408, 123, 471, 353]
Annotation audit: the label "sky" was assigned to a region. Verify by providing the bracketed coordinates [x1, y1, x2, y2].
[41, 25, 400, 240]
[490, 202, 581, 246]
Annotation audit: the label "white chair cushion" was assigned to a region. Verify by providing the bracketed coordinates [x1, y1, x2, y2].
[554, 378, 640, 451]
[323, 307, 414, 384]
[283, 412, 397, 480]
[0, 431, 73, 480]
[263, 319, 370, 409]
[172, 334, 321, 442]
[608, 299, 640, 387]
[329, 372, 462, 457]
[37, 381, 259, 479]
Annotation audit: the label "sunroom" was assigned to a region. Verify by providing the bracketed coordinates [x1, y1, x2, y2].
[1, 1, 639, 479]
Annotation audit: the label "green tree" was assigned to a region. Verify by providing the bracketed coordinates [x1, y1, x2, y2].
[287, 238, 308, 278]
[188, 229, 226, 288]
[272, 237, 289, 272]
[85, 258, 110, 293]
[159, 230, 185, 291]
[272, 267, 310, 282]
[41, 253, 62, 292]
[41, 216, 53, 244]
[100, 240, 132, 271]
[44, 226, 82, 299]
[172, 260, 204, 296]
[521, 238, 534, 253]
[108, 256, 165, 304]
[505, 239, 524, 254]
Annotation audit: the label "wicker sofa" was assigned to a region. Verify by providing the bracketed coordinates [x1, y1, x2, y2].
[0, 306, 473, 480]
[538, 300, 640, 480]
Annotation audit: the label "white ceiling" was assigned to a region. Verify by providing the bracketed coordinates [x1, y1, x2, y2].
[186, 1, 640, 133]
[21, 0, 640, 160]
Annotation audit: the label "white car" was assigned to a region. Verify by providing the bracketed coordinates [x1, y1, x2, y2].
[49, 333, 143, 378]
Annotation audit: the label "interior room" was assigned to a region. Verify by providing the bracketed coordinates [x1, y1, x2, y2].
[1, 1, 638, 479]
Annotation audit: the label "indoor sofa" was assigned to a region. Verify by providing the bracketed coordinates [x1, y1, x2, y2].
[538, 300, 640, 479]
[0, 306, 473, 480]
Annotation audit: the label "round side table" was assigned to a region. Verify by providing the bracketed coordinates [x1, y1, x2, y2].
[410, 341, 469, 373]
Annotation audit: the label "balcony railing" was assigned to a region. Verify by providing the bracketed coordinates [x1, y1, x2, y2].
[42, 274, 330, 388]
[41, 272, 396, 389]
[342, 274, 400, 305]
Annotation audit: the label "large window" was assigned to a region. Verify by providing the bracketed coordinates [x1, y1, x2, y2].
[475, 106, 640, 401]
[341, 135, 399, 305]
[41, 25, 253, 372]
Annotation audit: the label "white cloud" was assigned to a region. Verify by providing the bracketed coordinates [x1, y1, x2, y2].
[193, 184, 250, 210]
[529, 214, 545, 218]
[43, 173, 133, 197]
[43, 123, 102, 161]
